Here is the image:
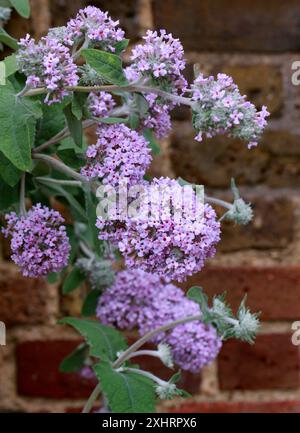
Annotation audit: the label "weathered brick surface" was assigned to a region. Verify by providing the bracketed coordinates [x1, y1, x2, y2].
[170, 125, 300, 188]
[217, 191, 294, 251]
[218, 334, 300, 390]
[0, 262, 57, 327]
[16, 340, 97, 398]
[214, 65, 283, 117]
[152, 0, 300, 52]
[181, 266, 300, 321]
[168, 401, 300, 413]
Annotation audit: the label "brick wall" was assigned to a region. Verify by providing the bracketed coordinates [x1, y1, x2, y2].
[1, 0, 300, 413]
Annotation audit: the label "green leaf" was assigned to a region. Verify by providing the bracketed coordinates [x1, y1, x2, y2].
[0, 151, 21, 186]
[0, 177, 19, 211]
[62, 267, 86, 294]
[82, 49, 128, 86]
[84, 185, 103, 255]
[94, 361, 156, 413]
[36, 103, 66, 145]
[72, 92, 88, 120]
[114, 39, 129, 56]
[143, 129, 160, 155]
[57, 149, 85, 170]
[63, 103, 83, 147]
[4, 54, 18, 78]
[59, 343, 88, 373]
[0, 62, 5, 86]
[9, 0, 30, 18]
[187, 286, 208, 312]
[0, 27, 18, 50]
[82, 289, 102, 317]
[40, 182, 86, 221]
[0, 84, 42, 171]
[59, 317, 127, 361]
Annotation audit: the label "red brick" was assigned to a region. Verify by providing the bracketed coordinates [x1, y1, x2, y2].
[0, 262, 56, 327]
[168, 401, 300, 413]
[152, 0, 300, 52]
[16, 340, 97, 398]
[180, 266, 300, 321]
[218, 334, 300, 390]
[170, 125, 300, 189]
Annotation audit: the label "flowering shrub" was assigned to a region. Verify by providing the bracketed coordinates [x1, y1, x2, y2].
[0, 5, 266, 413]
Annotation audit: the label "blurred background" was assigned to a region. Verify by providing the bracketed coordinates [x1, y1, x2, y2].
[1, 0, 300, 413]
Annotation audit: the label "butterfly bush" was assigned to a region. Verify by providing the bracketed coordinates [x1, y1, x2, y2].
[81, 124, 152, 186]
[125, 30, 187, 139]
[96, 177, 221, 282]
[17, 33, 78, 104]
[192, 73, 270, 148]
[97, 269, 221, 372]
[2, 204, 70, 277]
[88, 91, 116, 118]
[0, 5, 268, 411]
[65, 6, 125, 51]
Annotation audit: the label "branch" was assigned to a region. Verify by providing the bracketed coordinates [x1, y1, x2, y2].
[23, 84, 194, 107]
[33, 153, 86, 182]
[19, 173, 26, 216]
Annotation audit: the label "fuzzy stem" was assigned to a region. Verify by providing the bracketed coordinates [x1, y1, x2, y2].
[205, 195, 233, 210]
[79, 241, 95, 260]
[33, 119, 95, 153]
[123, 367, 166, 386]
[123, 349, 163, 363]
[82, 383, 101, 414]
[23, 84, 194, 107]
[113, 314, 202, 369]
[19, 173, 26, 216]
[36, 177, 82, 187]
[33, 153, 85, 182]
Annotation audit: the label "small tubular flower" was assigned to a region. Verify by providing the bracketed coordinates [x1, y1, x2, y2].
[2, 204, 70, 277]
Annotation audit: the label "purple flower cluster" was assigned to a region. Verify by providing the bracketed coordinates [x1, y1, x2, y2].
[96, 177, 220, 282]
[17, 34, 78, 104]
[125, 30, 186, 93]
[81, 124, 152, 186]
[192, 73, 269, 148]
[65, 6, 125, 52]
[125, 30, 187, 139]
[143, 93, 172, 139]
[97, 269, 222, 372]
[2, 204, 70, 277]
[88, 91, 116, 118]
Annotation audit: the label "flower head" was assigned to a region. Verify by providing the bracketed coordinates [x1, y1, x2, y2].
[97, 177, 220, 282]
[65, 6, 125, 52]
[192, 73, 269, 148]
[17, 33, 78, 104]
[88, 91, 116, 118]
[81, 124, 152, 186]
[2, 204, 70, 277]
[97, 269, 222, 373]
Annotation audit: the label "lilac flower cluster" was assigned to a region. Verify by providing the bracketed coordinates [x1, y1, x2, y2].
[88, 91, 116, 118]
[125, 30, 187, 139]
[2, 204, 70, 278]
[143, 94, 172, 139]
[17, 34, 78, 104]
[192, 73, 269, 148]
[97, 269, 222, 373]
[96, 177, 221, 282]
[81, 124, 152, 186]
[125, 30, 186, 93]
[65, 6, 125, 52]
